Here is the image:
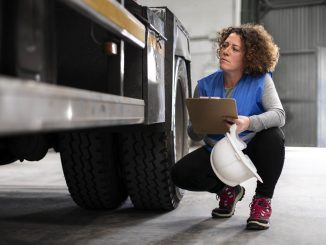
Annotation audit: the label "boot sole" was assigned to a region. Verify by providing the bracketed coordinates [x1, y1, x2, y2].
[246, 220, 270, 230]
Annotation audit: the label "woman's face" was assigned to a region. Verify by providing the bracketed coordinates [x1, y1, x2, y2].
[219, 33, 245, 73]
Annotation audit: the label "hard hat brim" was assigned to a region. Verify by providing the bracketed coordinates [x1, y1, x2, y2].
[225, 132, 263, 183]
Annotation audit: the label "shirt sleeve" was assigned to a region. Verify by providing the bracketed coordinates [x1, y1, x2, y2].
[248, 75, 286, 132]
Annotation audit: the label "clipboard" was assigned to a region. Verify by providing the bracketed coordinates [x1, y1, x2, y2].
[186, 97, 238, 134]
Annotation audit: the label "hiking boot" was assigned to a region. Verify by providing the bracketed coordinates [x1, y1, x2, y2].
[246, 196, 272, 230]
[212, 185, 245, 218]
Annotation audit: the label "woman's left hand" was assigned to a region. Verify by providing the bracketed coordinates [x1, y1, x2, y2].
[224, 115, 250, 133]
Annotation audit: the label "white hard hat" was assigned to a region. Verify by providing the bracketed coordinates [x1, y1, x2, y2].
[210, 124, 263, 187]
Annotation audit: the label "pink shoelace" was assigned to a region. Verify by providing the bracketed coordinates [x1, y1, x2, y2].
[249, 197, 272, 219]
[218, 187, 236, 208]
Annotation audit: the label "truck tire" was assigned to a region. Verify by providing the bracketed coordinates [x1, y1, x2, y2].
[59, 131, 128, 209]
[120, 58, 189, 210]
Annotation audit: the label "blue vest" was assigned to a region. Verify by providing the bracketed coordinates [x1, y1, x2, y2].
[197, 70, 267, 151]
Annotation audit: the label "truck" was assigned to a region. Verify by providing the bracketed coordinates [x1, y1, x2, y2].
[0, 0, 191, 210]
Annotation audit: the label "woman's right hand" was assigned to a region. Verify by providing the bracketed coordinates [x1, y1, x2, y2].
[224, 115, 250, 133]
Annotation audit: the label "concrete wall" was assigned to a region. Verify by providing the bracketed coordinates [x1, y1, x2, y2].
[137, 0, 241, 93]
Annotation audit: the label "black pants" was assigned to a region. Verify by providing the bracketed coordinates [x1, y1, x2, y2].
[171, 127, 285, 198]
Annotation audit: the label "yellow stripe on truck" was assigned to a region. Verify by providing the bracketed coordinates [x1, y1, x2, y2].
[84, 0, 145, 46]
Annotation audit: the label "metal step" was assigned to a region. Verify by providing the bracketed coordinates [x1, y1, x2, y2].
[62, 0, 146, 48]
[0, 76, 144, 135]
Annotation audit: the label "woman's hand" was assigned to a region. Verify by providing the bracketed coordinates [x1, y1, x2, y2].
[224, 115, 250, 133]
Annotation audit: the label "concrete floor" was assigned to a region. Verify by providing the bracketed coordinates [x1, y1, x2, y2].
[0, 147, 325, 245]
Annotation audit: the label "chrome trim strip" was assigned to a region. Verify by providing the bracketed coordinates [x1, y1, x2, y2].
[0, 76, 144, 135]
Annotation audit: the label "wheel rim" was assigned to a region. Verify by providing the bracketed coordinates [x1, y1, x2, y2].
[172, 59, 189, 201]
[174, 79, 185, 162]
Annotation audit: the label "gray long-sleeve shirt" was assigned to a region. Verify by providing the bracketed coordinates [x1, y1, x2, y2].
[188, 75, 285, 143]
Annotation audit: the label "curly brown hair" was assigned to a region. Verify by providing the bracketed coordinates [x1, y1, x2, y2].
[216, 23, 279, 76]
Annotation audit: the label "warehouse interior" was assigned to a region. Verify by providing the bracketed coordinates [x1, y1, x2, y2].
[1, 0, 326, 244]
